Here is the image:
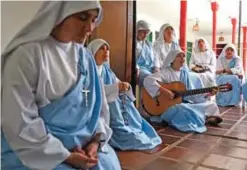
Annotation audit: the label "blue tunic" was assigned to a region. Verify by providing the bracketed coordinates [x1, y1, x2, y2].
[1, 48, 121, 170]
[216, 58, 241, 106]
[101, 64, 162, 151]
[243, 81, 247, 102]
[137, 41, 154, 86]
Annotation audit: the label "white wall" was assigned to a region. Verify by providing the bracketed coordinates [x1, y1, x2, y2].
[1, 1, 43, 51]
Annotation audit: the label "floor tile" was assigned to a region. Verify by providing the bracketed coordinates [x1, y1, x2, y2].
[232, 125, 247, 133]
[223, 112, 245, 117]
[142, 134, 187, 155]
[205, 127, 228, 136]
[207, 123, 233, 129]
[160, 134, 181, 145]
[221, 138, 247, 148]
[202, 154, 247, 170]
[141, 158, 194, 170]
[227, 131, 247, 140]
[239, 121, 247, 126]
[117, 151, 154, 170]
[158, 127, 189, 137]
[212, 144, 247, 160]
[227, 107, 246, 112]
[221, 119, 238, 125]
[244, 117, 247, 121]
[219, 107, 231, 113]
[142, 144, 168, 155]
[177, 139, 215, 151]
[189, 134, 220, 142]
[117, 106, 247, 170]
[222, 115, 242, 121]
[195, 166, 215, 170]
[161, 147, 205, 163]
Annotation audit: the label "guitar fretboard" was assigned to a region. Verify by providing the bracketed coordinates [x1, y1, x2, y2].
[177, 87, 217, 97]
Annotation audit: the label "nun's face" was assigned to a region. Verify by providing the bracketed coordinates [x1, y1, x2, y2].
[198, 39, 206, 51]
[54, 9, 99, 43]
[225, 47, 234, 59]
[163, 26, 173, 42]
[173, 52, 185, 68]
[137, 30, 149, 41]
[95, 44, 109, 65]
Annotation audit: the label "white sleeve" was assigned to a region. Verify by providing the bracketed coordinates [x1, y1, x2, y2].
[216, 57, 224, 71]
[96, 80, 113, 152]
[207, 51, 216, 73]
[1, 48, 70, 170]
[143, 70, 167, 98]
[104, 83, 119, 103]
[153, 44, 161, 68]
[189, 52, 196, 69]
[150, 45, 156, 69]
[136, 42, 142, 69]
[103, 75, 120, 103]
[230, 58, 243, 75]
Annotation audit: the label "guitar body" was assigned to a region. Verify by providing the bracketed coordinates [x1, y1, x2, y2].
[142, 81, 186, 116]
[142, 81, 232, 116]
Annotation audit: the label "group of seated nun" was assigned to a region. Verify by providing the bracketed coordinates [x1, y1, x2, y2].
[1, 1, 246, 169]
[135, 20, 245, 108]
[87, 36, 223, 139]
[86, 20, 245, 155]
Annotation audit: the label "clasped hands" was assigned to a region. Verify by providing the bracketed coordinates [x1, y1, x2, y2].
[118, 81, 130, 93]
[64, 139, 100, 169]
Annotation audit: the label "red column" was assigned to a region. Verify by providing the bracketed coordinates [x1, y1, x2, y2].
[231, 18, 237, 44]
[179, 0, 187, 52]
[243, 26, 247, 73]
[211, 1, 219, 52]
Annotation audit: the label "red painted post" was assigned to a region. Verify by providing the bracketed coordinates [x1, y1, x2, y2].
[242, 26, 247, 73]
[211, 1, 219, 52]
[179, 0, 187, 52]
[231, 18, 237, 44]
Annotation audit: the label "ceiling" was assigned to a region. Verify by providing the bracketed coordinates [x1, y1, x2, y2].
[137, 0, 247, 36]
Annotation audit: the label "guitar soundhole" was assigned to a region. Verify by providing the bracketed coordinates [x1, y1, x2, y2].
[155, 97, 160, 106]
[172, 91, 179, 98]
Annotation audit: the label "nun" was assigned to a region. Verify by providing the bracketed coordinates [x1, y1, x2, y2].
[1, 1, 121, 170]
[136, 20, 157, 86]
[216, 43, 245, 106]
[152, 23, 180, 69]
[143, 50, 223, 133]
[190, 37, 216, 87]
[88, 38, 162, 151]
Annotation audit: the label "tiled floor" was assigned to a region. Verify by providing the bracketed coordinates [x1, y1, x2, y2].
[116, 106, 247, 170]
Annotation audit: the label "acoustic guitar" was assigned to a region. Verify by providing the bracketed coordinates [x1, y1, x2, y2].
[142, 81, 232, 116]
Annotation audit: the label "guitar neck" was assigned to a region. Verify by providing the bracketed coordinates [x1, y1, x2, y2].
[179, 87, 217, 97]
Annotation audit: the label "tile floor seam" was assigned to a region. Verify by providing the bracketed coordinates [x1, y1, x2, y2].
[138, 108, 234, 170]
[191, 111, 247, 170]
[205, 111, 247, 139]
[196, 164, 228, 170]
[151, 156, 197, 170]
[220, 108, 232, 116]
[206, 152, 247, 161]
[190, 137, 223, 170]
[137, 133, 193, 170]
